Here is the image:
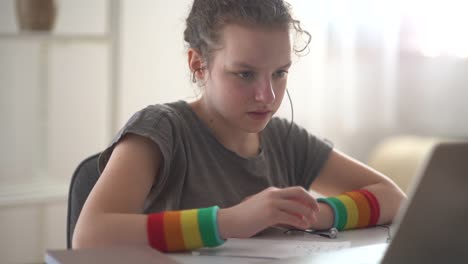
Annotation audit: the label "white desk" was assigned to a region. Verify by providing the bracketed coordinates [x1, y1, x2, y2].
[45, 226, 390, 264]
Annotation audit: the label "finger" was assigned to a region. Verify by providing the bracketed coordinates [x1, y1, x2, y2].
[274, 224, 297, 230]
[274, 199, 317, 225]
[274, 210, 310, 230]
[277, 186, 320, 212]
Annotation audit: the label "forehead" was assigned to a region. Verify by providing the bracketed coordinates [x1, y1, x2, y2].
[216, 24, 292, 68]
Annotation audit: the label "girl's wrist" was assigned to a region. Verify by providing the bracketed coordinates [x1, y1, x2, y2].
[217, 208, 233, 240]
[311, 202, 334, 230]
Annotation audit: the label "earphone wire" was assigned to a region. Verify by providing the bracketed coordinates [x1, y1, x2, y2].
[284, 89, 294, 141]
[283, 88, 295, 185]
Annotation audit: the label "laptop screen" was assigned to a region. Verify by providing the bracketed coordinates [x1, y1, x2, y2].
[382, 142, 468, 263]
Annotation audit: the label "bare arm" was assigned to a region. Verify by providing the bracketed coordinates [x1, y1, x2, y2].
[309, 149, 407, 230]
[76, 137, 403, 246]
[72, 134, 161, 248]
[74, 133, 321, 247]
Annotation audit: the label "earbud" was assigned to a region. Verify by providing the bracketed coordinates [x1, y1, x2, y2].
[283, 227, 338, 239]
[314, 228, 338, 239]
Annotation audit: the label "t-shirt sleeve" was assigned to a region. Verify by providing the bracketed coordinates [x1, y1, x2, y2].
[97, 105, 176, 192]
[273, 118, 333, 189]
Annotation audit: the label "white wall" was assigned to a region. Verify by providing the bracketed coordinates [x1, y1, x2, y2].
[0, 40, 43, 184]
[0, 201, 67, 263]
[0, 0, 111, 263]
[118, 0, 194, 127]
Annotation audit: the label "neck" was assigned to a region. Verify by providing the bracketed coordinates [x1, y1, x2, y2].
[190, 99, 260, 158]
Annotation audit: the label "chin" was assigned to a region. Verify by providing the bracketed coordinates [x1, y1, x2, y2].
[244, 120, 270, 133]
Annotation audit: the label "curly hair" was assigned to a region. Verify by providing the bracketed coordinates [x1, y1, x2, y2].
[184, 0, 311, 68]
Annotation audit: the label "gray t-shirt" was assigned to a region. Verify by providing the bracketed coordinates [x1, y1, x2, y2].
[98, 101, 332, 213]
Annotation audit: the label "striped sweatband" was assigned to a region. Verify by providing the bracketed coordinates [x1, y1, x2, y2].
[317, 189, 380, 231]
[147, 206, 225, 252]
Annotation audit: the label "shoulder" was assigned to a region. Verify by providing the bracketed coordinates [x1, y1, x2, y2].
[265, 117, 308, 139]
[265, 117, 334, 149]
[130, 101, 187, 125]
[264, 117, 293, 137]
[120, 100, 195, 138]
[98, 101, 189, 173]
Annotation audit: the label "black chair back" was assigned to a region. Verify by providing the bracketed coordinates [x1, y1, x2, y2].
[66, 153, 101, 249]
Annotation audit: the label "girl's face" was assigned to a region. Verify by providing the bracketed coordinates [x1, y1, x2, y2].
[202, 23, 292, 134]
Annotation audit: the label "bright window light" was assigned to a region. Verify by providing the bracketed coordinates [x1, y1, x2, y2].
[405, 0, 468, 58]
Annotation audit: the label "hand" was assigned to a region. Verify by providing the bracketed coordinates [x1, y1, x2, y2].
[217, 186, 319, 239]
[241, 194, 297, 230]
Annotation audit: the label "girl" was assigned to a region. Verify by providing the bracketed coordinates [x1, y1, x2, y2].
[73, 0, 406, 252]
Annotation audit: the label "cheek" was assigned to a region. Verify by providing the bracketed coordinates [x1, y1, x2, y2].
[225, 82, 253, 99]
[272, 80, 287, 106]
[274, 79, 287, 95]
[211, 75, 252, 101]
[204, 78, 240, 114]
[220, 85, 252, 113]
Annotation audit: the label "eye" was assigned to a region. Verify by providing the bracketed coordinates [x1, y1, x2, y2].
[273, 70, 288, 79]
[237, 71, 255, 80]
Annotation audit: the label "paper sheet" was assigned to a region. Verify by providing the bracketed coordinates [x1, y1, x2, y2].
[193, 238, 351, 259]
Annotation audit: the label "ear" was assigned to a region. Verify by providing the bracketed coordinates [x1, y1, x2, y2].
[188, 48, 206, 82]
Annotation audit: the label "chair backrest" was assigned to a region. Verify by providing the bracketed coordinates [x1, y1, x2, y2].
[67, 153, 101, 249]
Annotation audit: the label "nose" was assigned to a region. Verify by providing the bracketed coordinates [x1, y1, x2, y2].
[254, 78, 275, 104]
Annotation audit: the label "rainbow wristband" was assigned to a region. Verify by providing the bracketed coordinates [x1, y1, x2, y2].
[317, 190, 380, 231]
[327, 197, 348, 231]
[337, 194, 359, 229]
[317, 197, 340, 229]
[357, 189, 380, 226]
[147, 206, 225, 252]
[344, 191, 371, 228]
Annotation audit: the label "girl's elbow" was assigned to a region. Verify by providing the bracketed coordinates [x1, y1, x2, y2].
[72, 226, 98, 249]
[72, 218, 107, 249]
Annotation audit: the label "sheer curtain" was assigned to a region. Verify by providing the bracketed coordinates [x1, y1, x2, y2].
[282, 0, 468, 161]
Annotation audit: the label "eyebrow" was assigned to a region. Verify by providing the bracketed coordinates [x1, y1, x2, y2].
[230, 61, 292, 70]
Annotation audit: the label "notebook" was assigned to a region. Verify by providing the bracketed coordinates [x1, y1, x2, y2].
[262, 141, 468, 264]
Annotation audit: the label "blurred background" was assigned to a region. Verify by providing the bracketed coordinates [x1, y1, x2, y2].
[1, 0, 467, 262]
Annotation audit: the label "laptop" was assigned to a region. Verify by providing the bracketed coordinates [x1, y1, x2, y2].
[263, 141, 468, 264]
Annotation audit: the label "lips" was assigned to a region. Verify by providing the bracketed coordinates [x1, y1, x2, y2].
[247, 110, 272, 120]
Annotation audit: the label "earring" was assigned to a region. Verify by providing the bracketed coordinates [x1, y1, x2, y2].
[192, 67, 206, 83]
[192, 71, 197, 83]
